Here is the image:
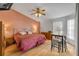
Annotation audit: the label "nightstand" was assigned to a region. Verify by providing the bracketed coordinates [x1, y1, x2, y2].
[5, 37, 15, 47]
[41, 31, 52, 40]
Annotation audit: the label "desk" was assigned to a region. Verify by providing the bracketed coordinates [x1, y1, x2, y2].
[51, 34, 66, 52]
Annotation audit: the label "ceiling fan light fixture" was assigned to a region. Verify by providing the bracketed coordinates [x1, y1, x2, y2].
[32, 7, 46, 17]
[35, 13, 42, 17]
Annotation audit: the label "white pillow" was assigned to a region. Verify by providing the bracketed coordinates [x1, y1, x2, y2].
[19, 31, 26, 35]
[28, 31, 32, 34]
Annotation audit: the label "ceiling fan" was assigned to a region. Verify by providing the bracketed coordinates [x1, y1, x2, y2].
[0, 3, 13, 10]
[31, 8, 46, 17]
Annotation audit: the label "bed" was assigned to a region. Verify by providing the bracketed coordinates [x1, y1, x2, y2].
[14, 32, 46, 52]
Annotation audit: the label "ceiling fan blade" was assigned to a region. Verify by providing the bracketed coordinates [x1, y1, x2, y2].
[42, 9, 45, 11]
[42, 13, 46, 15]
[32, 9, 36, 11]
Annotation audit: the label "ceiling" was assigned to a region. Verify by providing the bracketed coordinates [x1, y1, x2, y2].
[12, 3, 76, 20]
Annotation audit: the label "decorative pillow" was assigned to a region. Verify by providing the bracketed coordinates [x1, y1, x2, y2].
[28, 31, 32, 34]
[19, 31, 27, 35]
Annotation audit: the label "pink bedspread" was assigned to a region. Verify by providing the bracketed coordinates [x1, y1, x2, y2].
[14, 33, 46, 51]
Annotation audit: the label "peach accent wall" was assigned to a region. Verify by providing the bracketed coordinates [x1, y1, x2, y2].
[0, 10, 40, 37]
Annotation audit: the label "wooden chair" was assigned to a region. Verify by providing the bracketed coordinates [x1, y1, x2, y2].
[51, 34, 67, 53]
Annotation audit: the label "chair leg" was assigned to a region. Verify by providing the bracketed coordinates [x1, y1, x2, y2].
[58, 42, 61, 53]
[63, 40, 67, 52]
[65, 41, 67, 52]
[51, 45, 52, 51]
[51, 40, 53, 51]
[64, 36, 67, 52]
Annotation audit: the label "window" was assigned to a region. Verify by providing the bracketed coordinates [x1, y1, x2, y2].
[67, 19, 75, 40]
[53, 21, 63, 35]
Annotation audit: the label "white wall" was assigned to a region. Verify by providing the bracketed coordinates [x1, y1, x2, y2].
[40, 18, 53, 32]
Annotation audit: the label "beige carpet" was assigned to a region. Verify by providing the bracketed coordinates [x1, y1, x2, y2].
[4, 40, 75, 56]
